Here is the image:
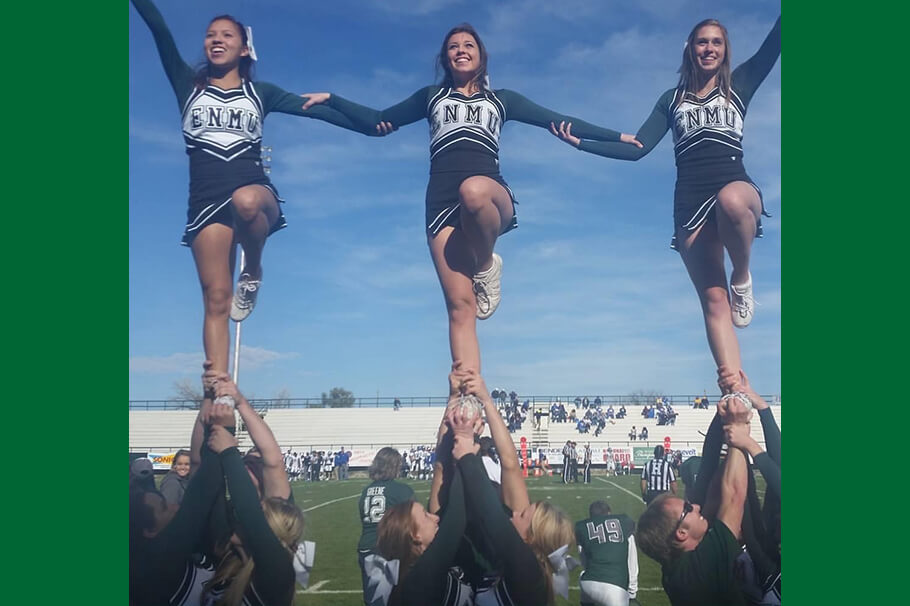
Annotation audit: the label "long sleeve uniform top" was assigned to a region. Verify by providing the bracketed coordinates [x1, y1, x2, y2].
[131, 0, 374, 202]
[327, 86, 622, 176]
[576, 16, 781, 181]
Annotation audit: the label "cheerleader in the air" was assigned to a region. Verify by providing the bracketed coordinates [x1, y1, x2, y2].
[301, 24, 641, 375]
[552, 16, 781, 379]
[130, 0, 376, 380]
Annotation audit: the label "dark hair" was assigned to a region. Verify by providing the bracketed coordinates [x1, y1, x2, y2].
[677, 19, 733, 104]
[193, 15, 256, 90]
[172, 449, 191, 467]
[436, 23, 489, 92]
[654, 445, 665, 459]
[589, 500, 611, 518]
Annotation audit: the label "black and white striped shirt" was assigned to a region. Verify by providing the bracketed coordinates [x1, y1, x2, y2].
[642, 458, 675, 492]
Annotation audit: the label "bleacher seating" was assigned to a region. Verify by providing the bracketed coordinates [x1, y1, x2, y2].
[129, 404, 781, 455]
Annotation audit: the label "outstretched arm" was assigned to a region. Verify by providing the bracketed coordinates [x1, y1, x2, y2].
[732, 15, 781, 106]
[256, 83, 381, 136]
[130, 0, 195, 105]
[496, 89, 624, 142]
[552, 90, 672, 161]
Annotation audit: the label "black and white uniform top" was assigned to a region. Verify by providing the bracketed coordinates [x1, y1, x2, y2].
[326, 86, 623, 235]
[131, 0, 373, 246]
[642, 457, 676, 493]
[574, 16, 781, 249]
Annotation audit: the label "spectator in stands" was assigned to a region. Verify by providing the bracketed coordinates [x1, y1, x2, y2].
[594, 396, 602, 407]
[617, 405, 627, 419]
[636, 396, 751, 606]
[639, 426, 649, 441]
[159, 449, 192, 506]
[640, 445, 677, 505]
[606, 404, 614, 419]
[628, 426, 637, 441]
[393, 398, 401, 411]
[357, 447, 415, 605]
[575, 500, 640, 606]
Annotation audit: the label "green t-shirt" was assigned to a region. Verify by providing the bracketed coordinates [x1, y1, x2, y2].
[357, 479, 415, 551]
[661, 520, 747, 606]
[574, 514, 635, 588]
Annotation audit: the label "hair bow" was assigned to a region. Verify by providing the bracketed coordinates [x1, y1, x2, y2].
[245, 26, 258, 61]
[547, 544, 580, 600]
[363, 553, 400, 606]
[292, 541, 316, 588]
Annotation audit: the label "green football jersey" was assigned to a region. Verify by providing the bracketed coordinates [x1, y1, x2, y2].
[574, 514, 636, 588]
[357, 479, 415, 551]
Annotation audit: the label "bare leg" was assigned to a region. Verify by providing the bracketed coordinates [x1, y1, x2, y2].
[191, 223, 236, 373]
[457, 176, 514, 272]
[428, 226, 481, 373]
[677, 221, 742, 373]
[715, 182, 762, 287]
[230, 184, 279, 279]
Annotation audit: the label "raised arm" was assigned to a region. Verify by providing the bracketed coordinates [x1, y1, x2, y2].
[732, 15, 781, 107]
[214, 375, 291, 500]
[130, 0, 195, 105]
[217, 435, 296, 605]
[496, 89, 622, 141]
[459, 368, 530, 514]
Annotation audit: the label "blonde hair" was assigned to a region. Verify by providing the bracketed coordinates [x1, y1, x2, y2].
[525, 501, 576, 606]
[206, 498, 305, 606]
[677, 19, 733, 105]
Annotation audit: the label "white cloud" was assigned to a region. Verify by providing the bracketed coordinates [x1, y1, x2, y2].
[130, 346, 300, 374]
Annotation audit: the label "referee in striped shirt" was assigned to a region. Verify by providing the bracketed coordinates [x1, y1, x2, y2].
[640, 445, 677, 504]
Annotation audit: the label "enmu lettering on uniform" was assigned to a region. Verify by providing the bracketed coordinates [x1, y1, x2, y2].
[674, 105, 738, 138]
[191, 106, 260, 133]
[433, 103, 500, 133]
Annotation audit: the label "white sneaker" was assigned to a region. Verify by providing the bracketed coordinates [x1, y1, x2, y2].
[730, 274, 754, 328]
[230, 272, 261, 322]
[473, 253, 503, 320]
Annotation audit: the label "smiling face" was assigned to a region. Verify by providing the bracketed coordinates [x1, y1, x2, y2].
[447, 32, 480, 82]
[667, 497, 708, 546]
[691, 24, 727, 77]
[172, 454, 191, 478]
[204, 18, 249, 68]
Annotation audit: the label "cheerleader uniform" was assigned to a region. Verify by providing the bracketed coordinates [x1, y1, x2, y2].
[575, 16, 781, 249]
[132, 0, 374, 246]
[326, 86, 625, 235]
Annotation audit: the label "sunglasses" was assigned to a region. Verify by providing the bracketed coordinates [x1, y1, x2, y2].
[673, 500, 694, 534]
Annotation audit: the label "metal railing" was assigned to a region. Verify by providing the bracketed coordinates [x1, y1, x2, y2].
[129, 394, 780, 411]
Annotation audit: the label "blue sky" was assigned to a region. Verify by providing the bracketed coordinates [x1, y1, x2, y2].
[129, 0, 781, 402]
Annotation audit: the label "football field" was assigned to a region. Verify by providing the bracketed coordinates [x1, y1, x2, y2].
[292, 472, 704, 606]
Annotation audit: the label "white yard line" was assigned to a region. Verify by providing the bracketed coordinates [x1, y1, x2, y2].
[596, 477, 645, 501]
[297, 580, 329, 594]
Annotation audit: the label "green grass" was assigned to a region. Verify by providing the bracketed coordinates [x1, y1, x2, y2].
[293, 473, 673, 606]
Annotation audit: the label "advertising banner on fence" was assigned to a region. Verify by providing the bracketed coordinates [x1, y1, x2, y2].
[147, 452, 177, 470]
